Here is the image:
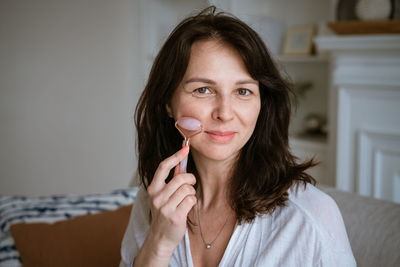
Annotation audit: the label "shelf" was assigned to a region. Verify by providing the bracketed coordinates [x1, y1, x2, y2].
[328, 20, 400, 35]
[315, 34, 400, 51]
[276, 54, 329, 63]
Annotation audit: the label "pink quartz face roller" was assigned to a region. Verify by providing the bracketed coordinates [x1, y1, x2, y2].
[175, 117, 203, 173]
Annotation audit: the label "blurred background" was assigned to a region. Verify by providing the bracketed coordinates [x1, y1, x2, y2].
[1, 0, 399, 203]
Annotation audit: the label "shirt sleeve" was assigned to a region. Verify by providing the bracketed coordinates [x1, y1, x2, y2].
[319, 249, 357, 267]
[119, 187, 150, 266]
[289, 185, 356, 266]
[317, 198, 357, 266]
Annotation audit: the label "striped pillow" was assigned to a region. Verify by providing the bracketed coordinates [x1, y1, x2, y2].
[0, 188, 138, 267]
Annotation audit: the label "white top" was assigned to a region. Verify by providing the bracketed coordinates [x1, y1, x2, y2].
[120, 184, 356, 267]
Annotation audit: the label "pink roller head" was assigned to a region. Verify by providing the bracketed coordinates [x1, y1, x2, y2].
[175, 117, 203, 173]
[175, 117, 203, 144]
[176, 117, 202, 131]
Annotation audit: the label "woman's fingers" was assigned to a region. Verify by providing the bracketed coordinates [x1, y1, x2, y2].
[160, 184, 197, 223]
[166, 184, 196, 210]
[163, 173, 196, 200]
[151, 173, 196, 209]
[149, 146, 189, 194]
[142, 146, 196, 257]
[175, 194, 197, 218]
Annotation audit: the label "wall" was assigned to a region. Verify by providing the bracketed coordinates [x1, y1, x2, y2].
[0, 0, 141, 196]
[139, 0, 209, 81]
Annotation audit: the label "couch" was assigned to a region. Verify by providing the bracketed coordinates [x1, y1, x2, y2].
[320, 186, 400, 267]
[0, 186, 399, 267]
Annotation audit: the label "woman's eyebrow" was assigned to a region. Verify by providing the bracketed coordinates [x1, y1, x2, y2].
[185, 77, 258, 85]
[185, 77, 215, 84]
[236, 79, 258, 85]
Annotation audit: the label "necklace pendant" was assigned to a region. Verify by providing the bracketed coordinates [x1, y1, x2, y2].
[206, 244, 211, 249]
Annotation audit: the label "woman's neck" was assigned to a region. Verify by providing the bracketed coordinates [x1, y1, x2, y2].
[191, 152, 236, 210]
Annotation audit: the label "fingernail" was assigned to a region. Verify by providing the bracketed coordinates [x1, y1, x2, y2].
[180, 145, 189, 154]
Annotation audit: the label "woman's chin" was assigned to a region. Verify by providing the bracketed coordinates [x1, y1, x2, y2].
[192, 147, 239, 163]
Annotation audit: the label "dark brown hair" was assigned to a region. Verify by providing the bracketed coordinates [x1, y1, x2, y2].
[135, 6, 316, 224]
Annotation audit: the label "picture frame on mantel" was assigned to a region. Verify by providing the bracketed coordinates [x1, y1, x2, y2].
[282, 25, 315, 55]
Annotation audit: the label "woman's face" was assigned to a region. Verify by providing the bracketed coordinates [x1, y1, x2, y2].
[167, 39, 261, 163]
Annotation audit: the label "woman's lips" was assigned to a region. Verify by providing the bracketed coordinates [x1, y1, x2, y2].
[205, 130, 236, 143]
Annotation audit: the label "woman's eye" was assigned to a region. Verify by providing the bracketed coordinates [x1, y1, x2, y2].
[192, 87, 213, 97]
[237, 88, 251, 96]
[195, 87, 211, 94]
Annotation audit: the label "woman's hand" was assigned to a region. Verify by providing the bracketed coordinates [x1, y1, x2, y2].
[136, 145, 197, 264]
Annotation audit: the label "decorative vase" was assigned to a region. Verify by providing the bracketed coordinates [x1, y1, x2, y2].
[355, 0, 392, 20]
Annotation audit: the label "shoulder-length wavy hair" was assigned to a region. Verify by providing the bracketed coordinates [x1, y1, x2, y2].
[135, 6, 316, 224]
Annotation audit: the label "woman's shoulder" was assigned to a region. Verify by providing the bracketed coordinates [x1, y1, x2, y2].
[286, 183, 353, 250]
[286, 183, 343, 229]
[286, 183, 355, 264]
[254, 183, 343, 235]
[250, 183, 355, 266]
[251, 183, 347, 245]
[287, 183, 339, 215]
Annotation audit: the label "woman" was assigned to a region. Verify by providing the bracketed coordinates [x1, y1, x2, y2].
[120, 6, 355, 267]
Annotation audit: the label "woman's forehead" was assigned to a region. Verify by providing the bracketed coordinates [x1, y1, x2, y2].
[183, 40, 253, 81]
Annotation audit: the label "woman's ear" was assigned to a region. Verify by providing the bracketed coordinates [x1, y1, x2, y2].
[165, 104, 173, 118]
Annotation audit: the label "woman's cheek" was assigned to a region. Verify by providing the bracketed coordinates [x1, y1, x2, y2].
[181, 99, 211, 116]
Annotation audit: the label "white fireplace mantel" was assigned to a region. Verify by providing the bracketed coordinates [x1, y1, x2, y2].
[317, 35, 400, 87]
[315, 34, 400, 203]
[315, 34, 400, 51]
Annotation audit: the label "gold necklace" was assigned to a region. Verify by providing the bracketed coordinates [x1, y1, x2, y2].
[196, 203, 230, 249]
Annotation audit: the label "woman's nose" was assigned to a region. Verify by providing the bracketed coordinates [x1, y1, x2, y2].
[212, 95, 234, 122]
